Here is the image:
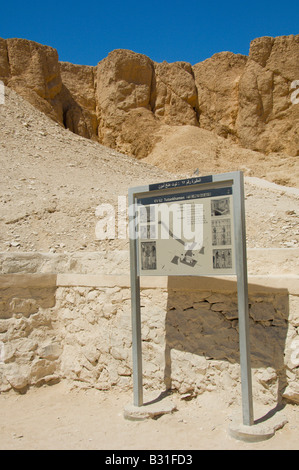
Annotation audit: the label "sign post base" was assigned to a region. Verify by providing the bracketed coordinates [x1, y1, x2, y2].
[229, 413, 288, 442]
[124, 393, 176, 421]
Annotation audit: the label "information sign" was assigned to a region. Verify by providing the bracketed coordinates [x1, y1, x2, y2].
[128, 171, 254, 426]
[137, 185, 235, 276]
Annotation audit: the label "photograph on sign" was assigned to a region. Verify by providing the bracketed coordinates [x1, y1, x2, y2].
[137, 187, 235, 276]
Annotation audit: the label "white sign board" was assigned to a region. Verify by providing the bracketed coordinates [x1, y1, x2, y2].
[136, 185, 235, 276]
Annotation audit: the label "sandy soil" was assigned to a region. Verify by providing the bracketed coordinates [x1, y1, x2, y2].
[0, 382, 298, 450]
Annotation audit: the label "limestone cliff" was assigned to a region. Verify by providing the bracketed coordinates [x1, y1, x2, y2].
[0, 35, 298, 158]
[236, 35, 299, 156]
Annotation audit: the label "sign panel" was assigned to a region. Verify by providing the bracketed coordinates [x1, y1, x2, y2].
[136, 184, 235, 276]
[128, 172, 253, 426]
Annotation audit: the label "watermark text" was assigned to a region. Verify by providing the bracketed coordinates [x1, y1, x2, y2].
[0, 81, 4, 105]
[95, 197, 204, 250]
[290, 80, 299, 105]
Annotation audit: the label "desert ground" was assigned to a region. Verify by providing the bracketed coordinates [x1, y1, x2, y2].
[0, 382, 298, 450]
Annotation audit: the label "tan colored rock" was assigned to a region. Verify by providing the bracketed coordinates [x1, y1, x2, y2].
[5, 38, 63, 123]
[96, 49, 156, 155]
[283, 383, 299, 404]
[144, 124, 299, 187]
[116, 107, 160, 159]
[0, 38, 99, 140]
[95, 50, 200, 157]
[193, 51, 247, 139]
[59, 61, 98, 140]
[1, 34, 298, 162]
[6, 38, 62, 99]
[0, 37, 9, 81]
[153, 60, 199, 126]
[236, 35, 299, 156]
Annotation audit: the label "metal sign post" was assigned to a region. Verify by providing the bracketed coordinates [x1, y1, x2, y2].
[231, 173, 254, 426]
[128, 188, 144, 407]
[128, 171, 253, 425]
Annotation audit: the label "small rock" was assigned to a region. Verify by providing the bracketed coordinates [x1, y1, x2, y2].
[10, 241, 20, 247]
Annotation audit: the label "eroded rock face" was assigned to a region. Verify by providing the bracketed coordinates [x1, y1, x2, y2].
[236, 35, 299, 156]
[193, 51, 248, 140]
[1, 38, 63, 123]
[96, 49, 157, 156]
[59, 61, 98, 140]
[95, 50, 200, 157]
[1, 35, 298, 158]
[0, 38, 96, 138]
[152, 60, 199, 126]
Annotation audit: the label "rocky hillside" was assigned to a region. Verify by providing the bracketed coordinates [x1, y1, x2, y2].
[0, 85, 298, 255]
[0, 35, 298, 164]
[0, 86, 174, 253]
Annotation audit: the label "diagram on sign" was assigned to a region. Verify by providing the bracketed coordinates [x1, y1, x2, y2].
[137, 188, 235, 276]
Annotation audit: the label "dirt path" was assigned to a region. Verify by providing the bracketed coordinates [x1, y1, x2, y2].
[0, 383, 298, 450]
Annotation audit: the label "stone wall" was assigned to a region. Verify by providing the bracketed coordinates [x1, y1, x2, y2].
[0, 266, 298, 406]
[0, 274, 60, 391]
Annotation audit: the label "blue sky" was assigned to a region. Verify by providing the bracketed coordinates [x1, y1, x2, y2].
[1, 0, 298, 66]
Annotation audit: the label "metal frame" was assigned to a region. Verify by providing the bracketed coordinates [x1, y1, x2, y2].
[128, 171, 253, 426]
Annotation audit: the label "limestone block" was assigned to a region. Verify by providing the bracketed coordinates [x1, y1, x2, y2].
[110, 347, 128, 361]
[117, 365, 131, 378]
[289, 295, 299, 327]
[9, 297, 38, 316]
[284, 326, 299, 369]
[0, 341, 16, 362]
[96, 367, 112, 390]
[14, 338, 38, 356]
[4, 362, 30, 390]
[169, 349, 208, 394]
[30, 358, 57, 384]
[86, 289, 98, 302]
[283, 382, 299, 404]
[59, 344, 82, 378]
[102, 303, 118, 318]
[206, 293, 233, 304]
[249, 301, 276, 322]
[38, 341, 62, 360]
[259, 368, 278, 385]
